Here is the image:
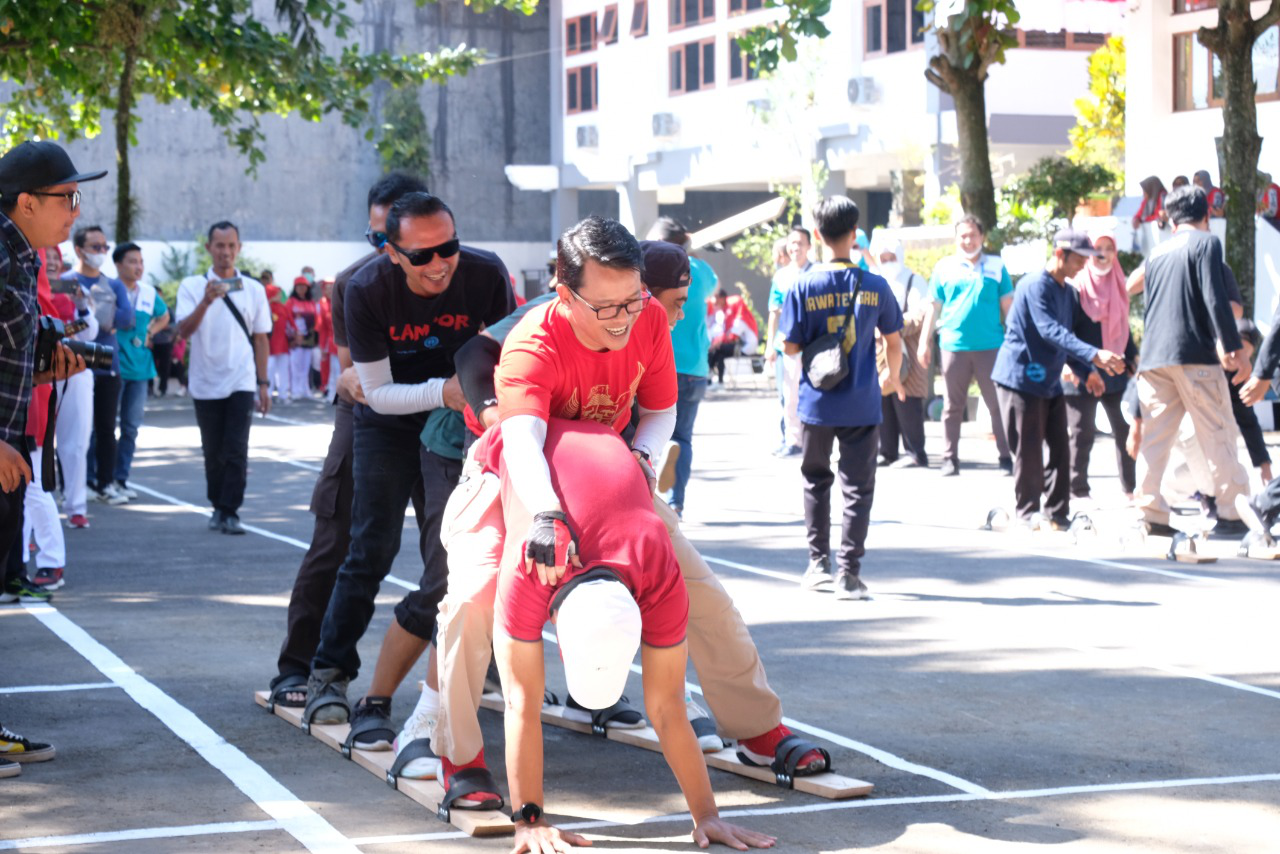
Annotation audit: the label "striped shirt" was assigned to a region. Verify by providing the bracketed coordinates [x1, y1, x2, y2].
[0, 211, 38, 444]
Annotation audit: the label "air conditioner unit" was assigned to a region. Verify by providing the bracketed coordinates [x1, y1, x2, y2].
[652, 112, 680, 138]
[847, 77, 879, 105]
[576, 125, 599, 148]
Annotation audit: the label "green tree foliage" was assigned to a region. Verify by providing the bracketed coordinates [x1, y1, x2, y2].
[376, 86, 433, 183]
[0, 0, 536, 240]
[734, 0, 831, 69]
[1068, 35, 1125, 179]
[1007, 156, 1116, 227]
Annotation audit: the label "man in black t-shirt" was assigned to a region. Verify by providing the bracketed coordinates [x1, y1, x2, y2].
[1135, 186, 1252, 538]
[307, 192, 515, 749]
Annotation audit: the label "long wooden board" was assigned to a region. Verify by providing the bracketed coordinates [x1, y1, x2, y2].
[253, 691, 512, 837]
[478, 696, 872, 800]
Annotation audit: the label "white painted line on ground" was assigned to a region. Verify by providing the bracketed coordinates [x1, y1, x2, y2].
[704, 555, 798, 584]
[0, 820, 283, 851]
[351, 771, 1280, 844]
[254, 449, 323, 472]
[21, 604, 358, 854]
[0, 681, 117, 695]
[129, 483, 313, 551]
[1069, 644, 1280, 702]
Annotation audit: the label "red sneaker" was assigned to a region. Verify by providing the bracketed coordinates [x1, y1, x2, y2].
[32, 567, 65, 591]
[68, 515, 90, 529]
[737, 724, 826, 774]
[440, 749, 502, 809]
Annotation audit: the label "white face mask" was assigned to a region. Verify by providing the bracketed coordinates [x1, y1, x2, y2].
[880, 261, 903, 280]
[83, 252, 108, 270]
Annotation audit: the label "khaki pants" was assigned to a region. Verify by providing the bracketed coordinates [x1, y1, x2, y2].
[1136, 365, 1250, 524]
[432, 449, 782, 764]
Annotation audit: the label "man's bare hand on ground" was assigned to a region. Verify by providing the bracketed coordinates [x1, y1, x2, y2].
[510, 822, 591, 854]
[1091, 349, 1125, 375]
[0, 440, 32, 493]
[336, 367, 365, 405]
[32, 343, 86, 385]
[692, 817, 777, 851]
[442, 375, 466, 412]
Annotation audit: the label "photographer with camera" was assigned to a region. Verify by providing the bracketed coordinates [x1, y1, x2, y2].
[175, 221, 271, 535]
[0, 140, 98, 777]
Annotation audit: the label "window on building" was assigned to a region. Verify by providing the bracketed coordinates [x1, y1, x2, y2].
[670, 0, 715, 30]
[566, 13, 597, 55]
[1016, 30, 1110, 50]
[730, 0, 765, 13]
[886, 0, 907, 53]
[866, 4, 883, 53]
[911, 5, 926, 44]
[1174, 0, 1217, 12]
[670, 38, 715, 94]
[567, 64, 598, 113]
[729, 36, 759, 82]
[1174, 27, 1280, 111]
[600, 5, 619, 45]
[632, 0, 649, 37]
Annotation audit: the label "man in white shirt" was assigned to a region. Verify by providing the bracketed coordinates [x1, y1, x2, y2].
[175, 221, 271, 534]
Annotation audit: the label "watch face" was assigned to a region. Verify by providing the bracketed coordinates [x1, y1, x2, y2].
[520, 802, 542, 823]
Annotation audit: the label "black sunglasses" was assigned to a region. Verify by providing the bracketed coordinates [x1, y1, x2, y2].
[388, 237, 461, 267]
[365, 226, 387, 249]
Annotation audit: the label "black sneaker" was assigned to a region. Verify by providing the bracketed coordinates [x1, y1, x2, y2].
[0, 757, 18, 778]
[348, 696, 395, 750]
[800, 556, 832, 590]
[1142, 520, 1180, 538]
[0, 578, 53, 604]
[0, 724, 55, 763]
[208, 510, 224, 531]
[940, 458, 959, 477]
[1047, 515, 1073, 532]
[833, 574, 869, 601]
[221, 515, 246, 535]
[998, 457, 1014, 476]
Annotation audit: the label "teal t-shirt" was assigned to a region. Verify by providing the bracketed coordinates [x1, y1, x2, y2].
[929, 253, 1013, 352]
[670, 256, 717, 376]
[419, 407, 466, 461]
[117, 283, 169, 381]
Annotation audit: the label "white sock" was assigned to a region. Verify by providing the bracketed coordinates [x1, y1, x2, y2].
[413, 686, 440, 718]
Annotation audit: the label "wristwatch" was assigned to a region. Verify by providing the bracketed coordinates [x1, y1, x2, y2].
[511, 802, 543, 824]
[257, 378, 270, 387]
[633, 449, 651, 464]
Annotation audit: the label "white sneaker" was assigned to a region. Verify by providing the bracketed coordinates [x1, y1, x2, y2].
[114, 482, 138, 500]
[96, 483, 129, 505]
[393, 704, 439, 780]
[686, 697, 724, 753]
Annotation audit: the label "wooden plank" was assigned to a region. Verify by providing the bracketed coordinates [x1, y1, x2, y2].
[253, 691, 512, 837]
[478, 697, 872, 800]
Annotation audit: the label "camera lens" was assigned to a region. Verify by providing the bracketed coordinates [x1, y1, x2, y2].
[64, 340, 115, 372]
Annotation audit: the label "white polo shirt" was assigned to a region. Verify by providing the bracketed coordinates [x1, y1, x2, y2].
[175, 269, 272, 400]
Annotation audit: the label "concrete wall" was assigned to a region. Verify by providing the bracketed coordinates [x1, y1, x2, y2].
[52, 0, 551, 244]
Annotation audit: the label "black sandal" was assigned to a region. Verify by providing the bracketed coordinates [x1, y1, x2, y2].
[437, 766, 505, 821]
[302, 670, 350, 731]
[266, 674, 308, 711]
[386, 738, 438, 787]
[737, 734, 831, 789]
[564, 695, 644, 736]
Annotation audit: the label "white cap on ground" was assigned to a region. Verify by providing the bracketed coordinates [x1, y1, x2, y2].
[555, 579, 641, 710]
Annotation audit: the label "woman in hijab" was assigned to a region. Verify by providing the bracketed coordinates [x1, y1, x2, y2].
[1062, 231, 1137, 502]
[285, 275, 319, 401]
[1193, 170, 1225, 217]
[1132, 176, 1168, 256]
[870, 233, 930, 467]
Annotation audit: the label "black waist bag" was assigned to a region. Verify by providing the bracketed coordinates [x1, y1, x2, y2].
[801, 270, 862, 391]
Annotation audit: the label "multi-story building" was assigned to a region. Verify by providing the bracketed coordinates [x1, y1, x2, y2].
[514, 0, 1112, 294]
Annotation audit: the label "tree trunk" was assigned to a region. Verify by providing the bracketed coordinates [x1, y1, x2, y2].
[114, 45, 136, 241]
[949, 68, 998, 233]
[1202, 0, 1280, 318]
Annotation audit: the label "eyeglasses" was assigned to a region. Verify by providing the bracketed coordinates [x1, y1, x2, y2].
[85, 242, 109, 252]
[570, 288, 651, 321]
[388, 237, 461, 267]
[30, 190, 81, 211]
[365, 226, 387, 249]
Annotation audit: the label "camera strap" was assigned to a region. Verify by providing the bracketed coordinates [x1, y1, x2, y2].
[41, 380, 58, 492]
[221, 294, 255, 349]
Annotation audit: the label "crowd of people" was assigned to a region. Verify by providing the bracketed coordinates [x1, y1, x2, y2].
[2, 140, 1277, 852]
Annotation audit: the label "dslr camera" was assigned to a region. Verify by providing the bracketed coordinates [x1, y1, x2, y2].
[34, 316, 114, 374]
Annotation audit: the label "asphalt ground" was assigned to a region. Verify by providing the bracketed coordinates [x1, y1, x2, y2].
[2, 385, 1278, 853]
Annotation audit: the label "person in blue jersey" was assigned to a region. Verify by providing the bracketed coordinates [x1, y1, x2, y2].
[782, 196, 904, 601]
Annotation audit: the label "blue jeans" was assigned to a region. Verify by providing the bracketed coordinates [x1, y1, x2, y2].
[312, 416, 460, 680]
[114, 379, 148, 483]
[664, 373, 707, 510]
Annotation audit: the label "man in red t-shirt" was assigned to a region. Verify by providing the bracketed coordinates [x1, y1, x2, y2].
[486, 418, 774, 854]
